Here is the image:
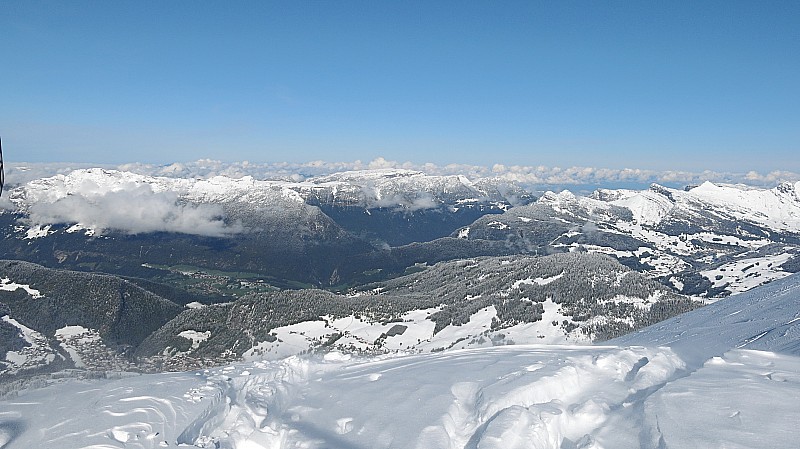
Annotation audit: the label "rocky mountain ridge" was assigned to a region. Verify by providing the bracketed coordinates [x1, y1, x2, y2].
[458, 181, 800, 297]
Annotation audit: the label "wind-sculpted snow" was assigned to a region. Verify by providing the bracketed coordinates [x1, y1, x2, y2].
[0, 370, 207, 448]
[3, 344, 798, 448]
[178, 346, 689, 449]
[642, 350, 800, 449]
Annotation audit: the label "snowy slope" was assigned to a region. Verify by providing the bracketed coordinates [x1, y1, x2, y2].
[134, 253, 698, 365]
[2, 275, 799, 448]
[611, 271, 800, 361]
[597, 181, 800, 232]
[292, 169, 528, 210]
[688, 181, 800, 232]
[460, 182, 800, 297]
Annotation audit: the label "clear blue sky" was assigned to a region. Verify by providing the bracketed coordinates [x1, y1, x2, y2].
[1, 1, 798, 172]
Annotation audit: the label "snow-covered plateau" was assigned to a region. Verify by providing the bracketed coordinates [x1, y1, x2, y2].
[1, 272, 798, 449]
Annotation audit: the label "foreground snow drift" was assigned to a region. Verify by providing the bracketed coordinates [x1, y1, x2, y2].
[2, 345, 799, 449]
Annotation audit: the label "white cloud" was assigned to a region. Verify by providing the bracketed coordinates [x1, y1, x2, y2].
[367, 157, 398, 170]
[27, 183, 242, 237]
[7, 159, 800, 191]
[0, 195, 14, 211]
[372, 193, 440, 211]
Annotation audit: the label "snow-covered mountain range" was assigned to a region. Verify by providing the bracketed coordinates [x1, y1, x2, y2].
[3, 168, 799, 295]
[1, 168, 535, 287]
[460, 181, 800, 297]
[9, 167, 530, 243]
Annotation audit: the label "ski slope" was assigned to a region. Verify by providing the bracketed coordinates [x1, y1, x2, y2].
[2, 274, 799, 448]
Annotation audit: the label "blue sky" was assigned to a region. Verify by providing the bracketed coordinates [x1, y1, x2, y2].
[1, 1, 798, 172]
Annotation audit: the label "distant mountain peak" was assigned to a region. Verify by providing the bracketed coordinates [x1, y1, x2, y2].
[311, 168, 424, 183]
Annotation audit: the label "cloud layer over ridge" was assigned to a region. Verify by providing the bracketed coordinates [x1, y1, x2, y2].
[24, 179, 242, 237]
[5, 158, 799, 190]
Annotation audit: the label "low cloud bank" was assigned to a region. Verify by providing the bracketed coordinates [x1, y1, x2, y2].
[6, 158, 799, 191]
[27, 183, 242, 237]
[120, 158, 800, 188]
[372, 193, 440, 211]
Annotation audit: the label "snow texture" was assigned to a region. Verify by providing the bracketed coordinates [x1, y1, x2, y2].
[2, 273, 799, 448]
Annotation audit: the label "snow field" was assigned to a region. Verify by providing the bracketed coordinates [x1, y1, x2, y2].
[610, 189, 673, 225]
[167, 345, 690, 449]
[467, 299, 592, 346]
[690, 181, 800, 232]
[241, 301, 592, 361]
[701, 252, 795, 294]
[23, 225, 53, 239]
[0, 278, 42, 298]
[32, 346, 685, 449]
[3, 344, 798, 449]
[177, 330, 212, 352]
[1, 370, 212, 448]
[642, 350, 800, 449]
[511, 272, 564, 289]
[243, 308, 442, 360]
[611, 272, 800, 362]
